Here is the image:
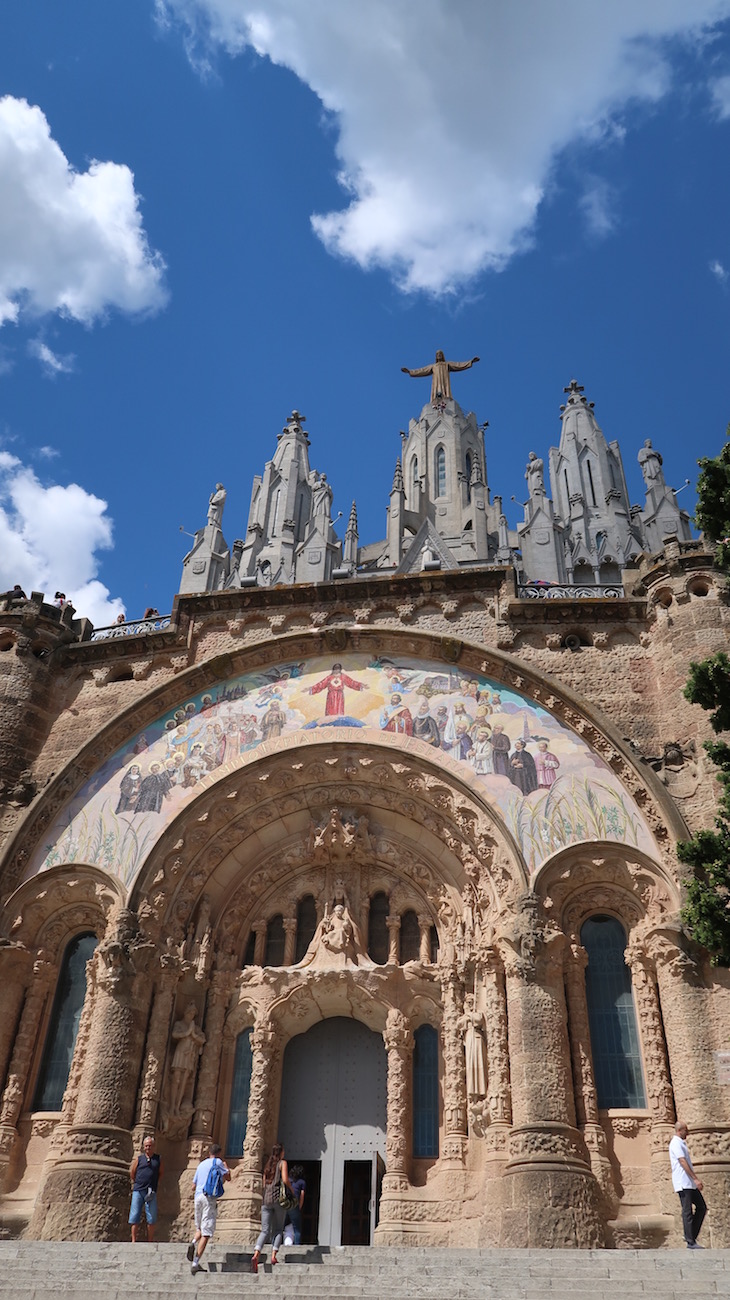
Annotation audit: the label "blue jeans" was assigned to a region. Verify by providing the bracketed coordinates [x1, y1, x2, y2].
[255, 1204, 286, 1253]
[129, 1189, 157, 1225]
[287, 1205, 302, 1245]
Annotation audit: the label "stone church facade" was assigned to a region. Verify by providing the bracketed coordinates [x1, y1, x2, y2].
[0, 362, 728, 1249]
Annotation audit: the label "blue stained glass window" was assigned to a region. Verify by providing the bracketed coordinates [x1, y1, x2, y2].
[436, 447, 446, 497]
[227, 1028, 253, 1156]
[33, 932, 97, 1112]
[399, 910, 420, 964]
[413, 1024, 439, 1158]
[582, 915, 647, 1109]
[265, 914, 285, 967]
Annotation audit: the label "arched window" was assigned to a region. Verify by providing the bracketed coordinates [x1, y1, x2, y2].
[295, 894, 318, 964]
[411, 457, 419, 492]
[242, 931, 256, 967]
[413, 1025, 439, 1158]
[429, 925, 439, 964]
[436, 447, 446, 497]
[465, 452, 472, 502]
[264, 914, 286, 967]
[368, 892, 390, 965]
[582, 915, 647, 1109]
[271, 488, 281, 536]
[227, 1028, 252, 1156]
[33, 932, 97, 1111]
[399, 910, 420, 964]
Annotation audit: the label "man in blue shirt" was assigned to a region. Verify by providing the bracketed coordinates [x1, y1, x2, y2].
[129, 1135, 162, 1243]
[188, 1143, 231, 1274]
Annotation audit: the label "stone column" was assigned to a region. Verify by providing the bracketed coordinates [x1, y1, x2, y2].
[28, 909, 154, 1241]
[376, 1006, 414, 1238]
[282, 918, 297, 968]
[192, 967, 237, 1141]
[0, 952, 55, 1190]
[497, 894, 603, 1248]
[133, 956, 182, 1143]
[648, 932, 730, 1245]
[0, 944, 32, 1092]
[418, 914, 432, 964]
[440, 970, 467, 1163]
[386, 916, 401, 965]
[482, 950, 511, 1129]
[624, 943, 675, 1125]
[238, 1015, 279, 1236]
[253, 923, 267, 967]
[624, 940, 676, 1224]
[564, 942, 617, 1213]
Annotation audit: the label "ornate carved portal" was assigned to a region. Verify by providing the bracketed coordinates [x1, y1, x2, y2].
[3, 737, 721, 1249]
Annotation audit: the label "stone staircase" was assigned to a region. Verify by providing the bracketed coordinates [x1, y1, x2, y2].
[0, 1243, 726, 1300]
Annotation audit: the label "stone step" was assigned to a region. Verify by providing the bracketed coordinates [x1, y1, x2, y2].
[0, 1244, 725, 1300]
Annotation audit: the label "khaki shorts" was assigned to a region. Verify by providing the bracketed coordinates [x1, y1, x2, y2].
[194, 1191, 218, 1238]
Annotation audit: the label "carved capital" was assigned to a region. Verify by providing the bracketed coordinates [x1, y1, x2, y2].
[383, 1008, 412, 1054]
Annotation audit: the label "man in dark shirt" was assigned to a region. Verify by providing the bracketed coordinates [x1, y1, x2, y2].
[129, 1134, 163, 1242]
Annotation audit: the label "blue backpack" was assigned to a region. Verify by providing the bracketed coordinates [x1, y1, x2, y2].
[202, 1159, 225, 1198]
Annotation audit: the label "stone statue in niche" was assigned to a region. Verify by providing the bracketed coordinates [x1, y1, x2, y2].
[458, 993, 488, 1099]
[167, 1001, 206, 1118]
[297, 897, 373, 970]
[190, 895, 212, 977]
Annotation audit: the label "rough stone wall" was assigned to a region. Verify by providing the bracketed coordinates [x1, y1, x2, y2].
[1, 542, 729, 1250]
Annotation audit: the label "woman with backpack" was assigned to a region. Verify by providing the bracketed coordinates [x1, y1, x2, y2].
[250, 1141, 295, 1272]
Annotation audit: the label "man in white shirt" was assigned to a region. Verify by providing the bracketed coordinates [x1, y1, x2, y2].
[187, 1143, 231, 1274]
[669, 1121, 707, 1249]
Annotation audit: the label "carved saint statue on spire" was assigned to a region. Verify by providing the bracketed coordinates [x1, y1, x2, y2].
[401, 349, 480, 403]
[207, 483, 226, 528]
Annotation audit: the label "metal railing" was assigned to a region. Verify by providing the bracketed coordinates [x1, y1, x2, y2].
[518, 583, 624, 600]
[90, 614, 171, 642]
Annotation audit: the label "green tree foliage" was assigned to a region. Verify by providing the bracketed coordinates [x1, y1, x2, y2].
[695, 426, 730, 570]
[678, 653, 730, 964]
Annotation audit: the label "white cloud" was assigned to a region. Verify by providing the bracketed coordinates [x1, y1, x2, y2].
[711, 72, 730, 117]
[710, 258, 729, 282]
[0, 452, 124, 625]
[580, 178, 619, 239]
[158, 0, 730, 293]
[28, 340, 75, 376]
[0, 96, 168, 327]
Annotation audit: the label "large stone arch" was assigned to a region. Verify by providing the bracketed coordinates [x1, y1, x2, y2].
[127, 735, 528, 969]
[2, 628, 688, 905]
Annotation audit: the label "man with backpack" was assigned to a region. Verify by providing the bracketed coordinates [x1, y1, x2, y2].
[187, 1143, 231, 1274]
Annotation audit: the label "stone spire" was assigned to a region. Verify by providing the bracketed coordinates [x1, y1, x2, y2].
[343, 500, 359, 568]
[383, 393, 497, 572]
[226, 410, 342, 587]
[387, 458, 406, 566]
[546, 379, 642, 582]
[637, 438, 692, 550]
[179, 483, 230, 595]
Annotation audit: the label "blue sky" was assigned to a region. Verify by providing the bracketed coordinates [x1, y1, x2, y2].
[1, 0, 729, 623]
